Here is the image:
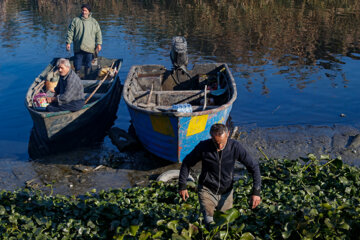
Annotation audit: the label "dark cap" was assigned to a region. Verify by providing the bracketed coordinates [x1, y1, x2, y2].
[81, 3, 91, 12]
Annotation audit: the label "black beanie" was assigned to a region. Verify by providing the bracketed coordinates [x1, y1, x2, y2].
[81, 3, 91, 12]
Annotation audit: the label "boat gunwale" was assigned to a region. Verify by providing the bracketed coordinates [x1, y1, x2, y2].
[123, 63, 237, 117]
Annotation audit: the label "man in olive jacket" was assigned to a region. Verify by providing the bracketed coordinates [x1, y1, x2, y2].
[178, 123, 261, 227]
[66, 3, 102, 76]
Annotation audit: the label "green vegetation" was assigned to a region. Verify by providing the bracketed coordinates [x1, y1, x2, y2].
[0, 154, 359, 239]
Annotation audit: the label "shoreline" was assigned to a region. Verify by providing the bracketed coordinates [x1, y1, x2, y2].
[0, 124, 359, 196]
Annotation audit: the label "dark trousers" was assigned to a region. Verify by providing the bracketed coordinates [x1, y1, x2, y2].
[46, 100, 84, 112]
[74, 50, 93, 71]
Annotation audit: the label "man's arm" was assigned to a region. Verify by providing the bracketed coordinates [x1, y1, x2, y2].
[178, 143, 202, 200]
[95, 20, 102, 51]
[236, 142, 262, 208]
[65, 19, 76, 49]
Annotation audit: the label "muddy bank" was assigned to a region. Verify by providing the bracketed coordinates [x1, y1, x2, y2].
[0, 124, 359, 196]
[233, 124, 360, 166]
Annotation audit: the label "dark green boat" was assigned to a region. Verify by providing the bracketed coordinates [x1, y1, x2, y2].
[25, 57, 123, 159]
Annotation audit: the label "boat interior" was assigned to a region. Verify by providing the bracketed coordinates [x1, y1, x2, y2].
[126, 64, 233, 112]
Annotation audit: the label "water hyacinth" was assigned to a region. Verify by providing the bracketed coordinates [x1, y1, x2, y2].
[0, 155, 359, 239]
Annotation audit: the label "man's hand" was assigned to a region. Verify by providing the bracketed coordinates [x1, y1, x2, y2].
[96, 44, 102, 52]
[46, 97, 56, 103]
[250, 195, 261, 209]
[179, 190, 189, 201]
[66, 44, 71, 51]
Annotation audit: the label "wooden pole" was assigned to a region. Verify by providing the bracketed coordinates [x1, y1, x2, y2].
[85, 61, 115, 104]
[146, 83, 154, 105]
[202, 85, 207, 111]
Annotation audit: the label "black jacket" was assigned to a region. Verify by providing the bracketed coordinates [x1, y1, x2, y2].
[178, 138, 261, 196]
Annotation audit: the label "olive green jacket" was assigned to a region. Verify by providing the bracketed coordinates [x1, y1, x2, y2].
[66, 14, 102, 54]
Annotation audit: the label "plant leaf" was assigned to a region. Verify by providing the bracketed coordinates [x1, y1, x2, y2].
[167, 220, 179, 233]
[240, 232, 255, 240]
[129, 225, 140, 236]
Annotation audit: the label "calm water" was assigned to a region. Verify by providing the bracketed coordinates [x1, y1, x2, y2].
[0, 1, 359, 162]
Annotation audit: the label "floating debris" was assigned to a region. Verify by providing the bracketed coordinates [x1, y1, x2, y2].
[25, 178, 41, 189]
[93, 165, 105, 171]
[72, 165, 92, 173]
[230, 126, 239, 139]
[348, 134, 360, 149]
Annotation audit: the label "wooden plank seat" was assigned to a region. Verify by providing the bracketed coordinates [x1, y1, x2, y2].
[136, 104, 219, 112]
[132, 90, 206, 106]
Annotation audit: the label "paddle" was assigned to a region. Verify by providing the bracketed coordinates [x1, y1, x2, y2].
[84, 61, 115, 104]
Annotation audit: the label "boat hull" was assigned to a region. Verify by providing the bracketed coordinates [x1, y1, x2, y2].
[128, 105, 232, 162]
[124, 63, 237, 163]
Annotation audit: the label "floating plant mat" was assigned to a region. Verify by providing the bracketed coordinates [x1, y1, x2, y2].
[0, 154, 359, 239]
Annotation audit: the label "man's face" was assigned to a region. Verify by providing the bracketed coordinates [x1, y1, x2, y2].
[81, 7, 90, 18]
[211, 132, 229, 151]
[58, 64, 70, 76]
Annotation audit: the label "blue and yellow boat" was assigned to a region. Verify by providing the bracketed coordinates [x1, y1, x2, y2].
[123, 63, 237, 162]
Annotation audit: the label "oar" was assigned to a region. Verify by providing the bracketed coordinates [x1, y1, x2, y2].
[85, 61, 115, 104]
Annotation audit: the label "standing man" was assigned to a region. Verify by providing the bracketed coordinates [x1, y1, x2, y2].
[46, 58, 85, 112]
[178, 123, 261, 227]
[66, 3, 102, 77]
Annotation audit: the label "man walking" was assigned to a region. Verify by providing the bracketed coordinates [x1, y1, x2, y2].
[178, 123, 261, 227]
[66, 3, 102, 77]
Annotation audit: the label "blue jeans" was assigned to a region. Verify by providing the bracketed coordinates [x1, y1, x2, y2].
[74, 50, 93, 71]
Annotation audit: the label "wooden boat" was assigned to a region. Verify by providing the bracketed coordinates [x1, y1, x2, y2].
[25, 57, 123, 159]
[123, 63, 237, 163]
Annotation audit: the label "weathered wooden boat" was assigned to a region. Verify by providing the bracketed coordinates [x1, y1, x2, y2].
[123, 63, 237, 162]
[25, 57, 123, 159]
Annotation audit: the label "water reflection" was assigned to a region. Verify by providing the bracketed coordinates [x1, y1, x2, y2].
[1, 0, 359, 90]
[0, 0, 359, 140]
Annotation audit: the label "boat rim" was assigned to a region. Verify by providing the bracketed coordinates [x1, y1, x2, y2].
[123, 63, 237, 116]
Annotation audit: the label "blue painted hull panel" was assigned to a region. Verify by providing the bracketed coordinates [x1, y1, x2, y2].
[128, 106, 232, 162]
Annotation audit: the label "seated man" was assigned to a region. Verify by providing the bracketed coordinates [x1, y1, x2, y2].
[46, 58, 85, 112]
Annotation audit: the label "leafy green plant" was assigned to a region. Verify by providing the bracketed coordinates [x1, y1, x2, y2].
[0, 154, 359, 239]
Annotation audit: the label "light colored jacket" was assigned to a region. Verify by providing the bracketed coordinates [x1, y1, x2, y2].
[66, 14, 102, 54]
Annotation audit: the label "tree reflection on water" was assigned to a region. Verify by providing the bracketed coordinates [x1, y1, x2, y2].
[1, 0, 359, 92]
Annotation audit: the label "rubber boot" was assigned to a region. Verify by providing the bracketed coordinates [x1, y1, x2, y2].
[85, 67, 91, 79]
